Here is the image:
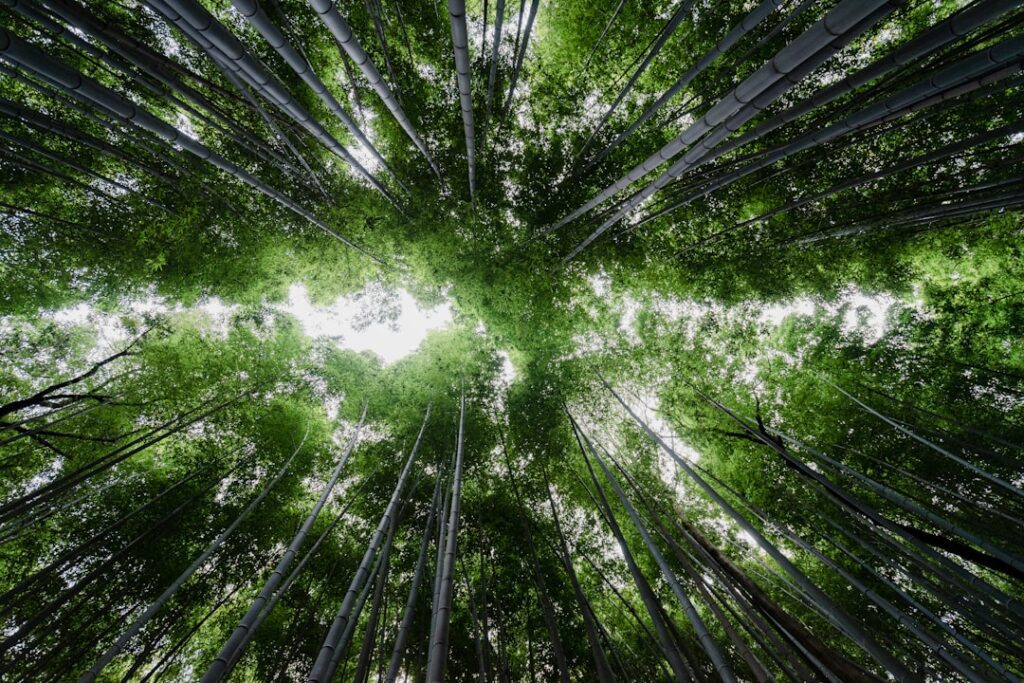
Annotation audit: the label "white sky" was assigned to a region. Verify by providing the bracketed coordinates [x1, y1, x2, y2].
[281, 284, 453, 364]
[39, 284, 455, 366]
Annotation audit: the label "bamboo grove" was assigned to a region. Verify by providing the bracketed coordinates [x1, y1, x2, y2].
[1, 0, 1022, 681]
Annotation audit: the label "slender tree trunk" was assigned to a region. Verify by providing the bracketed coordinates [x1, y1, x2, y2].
[541, 461, 616, 683]
[500, 0, 538, 120]
[383, 475, 441, 682]
[569, 419, 694, 682]
[575, 0, 695, 163]
[0, 452, 249, 658]
[307, 404, 430, 682]
[0, 26, 381, 261]
[426, 393, 467, 682]
[589, 0, 785, 169]
[201, 407, 368, 682]
[603, 375, 911, 680]
[448, 0, 477, 197]
[574, 415, 738, 679]
[305, 0, 441, 179]
[81, 429, 310, 681]
[498, 425, 571, 683]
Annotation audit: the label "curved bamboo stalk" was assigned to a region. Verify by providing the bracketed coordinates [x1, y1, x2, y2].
[674, 119, 1022, 252]
[0, 452, 250, 658]
[0, 461, 212, 615]
[828, 380, 1024, 500]
[0, 96, 175, 185]
[31, 0, 303, 178]
[0, 127, 170, 212]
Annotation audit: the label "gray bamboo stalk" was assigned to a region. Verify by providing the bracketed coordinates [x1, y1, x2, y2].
[223, 487, 366, 673]
[678, 119, 1023, 250]
[608, 450, 775, 682]
[448, 0, 477, 198]
[574, 0, 695, 164]
[307, 404, 431, 683]
[0, 452, 250, 657]
[822, 517, 1018, 682]
[1, 143, 121, 206]
[0, 97, 175, 185]
[200, 406, 368, 683]
[459, 554, 490, 683]
[331, 539, 392, 679]
[484, 0, 505, 129]
[773, 426, 1024, 578]
[564, 1, 900, 259]
[351, 511, 398, 683]
[0, 121, 171, 214]
[138, 584, 244, 683]
[32, 0, 300, 177]
[146, 0, 398, 207]
[0, 64, 239, 212]
[305, 0, 442, 180]
[764, 491, 980, 678]
[588, 0, 785, 169]
[0, 462, 213, 614]
[0, 26, 381, 262]
[228, 0, 402, 186]
[213, 59, 330, 200]
[645, 37, 1024, 236]
[608, 456, 825, 681]
[497, 429, 570, 683]
[541, 463, 616, 682]
[0, 391, 246, 525]
[601, 376, 914, 681]
[383, 475, 441, 682]
[500, 0, 537, 120]
[79, 430, 309, 681]
[582, 0, 627, 72]
[678, 516, 863, 681]
[708, 409, 1024, 635]
[573, 415, 736, 682]
[570, 421, 693, 682]
[426, 450, 454, 676]
[689, 0, 1020, 185]
[425, 392, 467, 683]
[828, 380, 1024, 500]
[544, 0, 900, 238]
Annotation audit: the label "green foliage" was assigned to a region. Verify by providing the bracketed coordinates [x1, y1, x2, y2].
[1, 0, 1023, 680]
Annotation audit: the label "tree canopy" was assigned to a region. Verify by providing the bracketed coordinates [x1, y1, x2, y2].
[1, 0, 1022, 681]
